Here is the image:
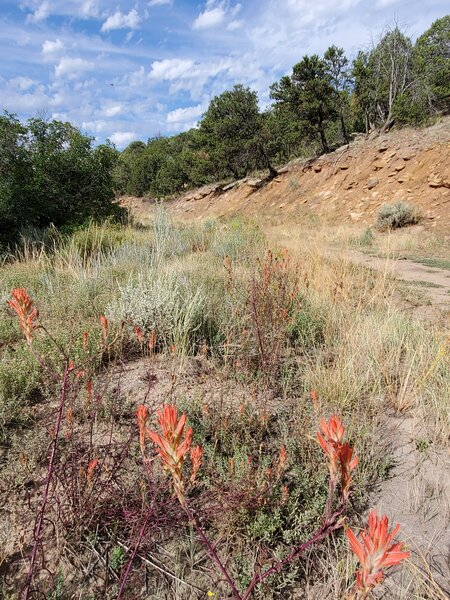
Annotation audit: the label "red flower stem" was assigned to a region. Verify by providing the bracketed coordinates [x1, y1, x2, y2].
[186, 508, 243, 600]
[117, 509, 152, 600]
[325, 477, 336, 520]
[23, 363, 70, 600]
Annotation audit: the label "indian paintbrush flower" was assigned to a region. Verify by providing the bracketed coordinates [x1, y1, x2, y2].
[147, 404, 193, 506]
[8, 288, 38, 345]
[136, 404, 149, 454]
[317, 416, 358, 499]
[190, 445, 203, 483]
[346, 510, 410, 598]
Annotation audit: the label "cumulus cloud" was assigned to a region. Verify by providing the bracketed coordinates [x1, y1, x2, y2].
[101, 9, 141, 32]
[80, 0, 99, 18]
[9, 77, 35, 91]
[193, 1, 242, 30]
[109, 131, 137, 147]
[26, 1, 51, 23]
[148, 0, 172, 5]
[54, 57, 94, 79]
[42, 39, 64, 57]
[193, 5, 226, 29]
[149, 58, 195, 80]
[103, 104, 123, 117]
[227, 20, 242, 30]
[167, 104, 203, 123]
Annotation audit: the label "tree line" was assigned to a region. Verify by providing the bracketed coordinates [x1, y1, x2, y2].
[0, 114, 121, 249]
[117, 16, 449, 197]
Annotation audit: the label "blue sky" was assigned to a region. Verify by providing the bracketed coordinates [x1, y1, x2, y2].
[0, 1, 448, 148]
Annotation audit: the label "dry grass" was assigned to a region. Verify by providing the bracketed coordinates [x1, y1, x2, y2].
[0, 213, 449, 598]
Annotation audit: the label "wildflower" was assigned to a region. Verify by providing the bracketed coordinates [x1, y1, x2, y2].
[317, 416, 358, 498]
[277, 445, 287, 475]
[339, 442, 359, 501]
[147, 404, 192, 506]
[8, 288, 38, 345]
[100, 315, 108, 343]
[82, 331, 89, 351]
[86, 379, 93, 404]
[317, 415, 345, 480]
[86, 459, 98, 487]
[190, 445, 203, 483]
[310, 389, 319, 411]
[346, 510, 410, 598]
[134, 325, 143, 343]
[148, 330, 156, 353]
[136, 405, 149, 454]
[281, 484, 289, 505]
[207, 592, 217, 598]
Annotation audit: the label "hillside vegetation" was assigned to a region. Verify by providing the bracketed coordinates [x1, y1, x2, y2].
[114, 16, 450, 200]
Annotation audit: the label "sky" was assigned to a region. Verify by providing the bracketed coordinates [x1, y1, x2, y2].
[0, 1, 448, 148]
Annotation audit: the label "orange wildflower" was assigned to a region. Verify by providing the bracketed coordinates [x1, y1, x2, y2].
[190, 445, 203, 483]
[277, 445, 287, 475]
[82, 331, 89, 351]
[136, 404, 149, 454]
[317, 415, 358, 498]
[100, 315, 108, 342]
[8, 288, 38, 345]
[86, 459, 99, 487]
[147, 404, 192, 505]
[86, 379, 93, 404]
[134, 325, 143, 342]
[346, 511, 410, 597]
[310, 389, 319, 411]
[148, 330, 156, 353]
[339, 442, 359, 500]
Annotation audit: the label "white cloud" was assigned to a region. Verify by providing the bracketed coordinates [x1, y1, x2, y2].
[103, 104, 123, 117]
[109, 131, 137, 147]
[148, 0, 172, 5]
[227, 20, 242, 30]
[80, 0, 99, 18]
[150, 58, 195, 80]
[42, 39, 64, 57]
[193, 4, 226, 30]
[54, 57, 94, 79]
[9, 76, 35, 91]
[167, 103, 205, 124]
[26, 1, 51, 23]
[82, 119, 109, 133]
[101, 9, 141, 32]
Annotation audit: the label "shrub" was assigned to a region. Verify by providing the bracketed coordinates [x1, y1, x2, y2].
[376, 201, 420, 230]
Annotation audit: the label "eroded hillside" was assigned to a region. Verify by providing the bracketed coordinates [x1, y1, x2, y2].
[123, 118, 450, 232]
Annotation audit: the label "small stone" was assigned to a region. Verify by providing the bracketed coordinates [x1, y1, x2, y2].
[314, 164, 322, 172]
[392, 161, 405, 172]
[367, 178, 379, 189]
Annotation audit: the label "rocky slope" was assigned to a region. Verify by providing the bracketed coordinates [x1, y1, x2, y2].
[126, 118, 450, 231]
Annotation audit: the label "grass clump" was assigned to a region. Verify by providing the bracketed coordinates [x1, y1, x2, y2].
[376, 201, 421, 230]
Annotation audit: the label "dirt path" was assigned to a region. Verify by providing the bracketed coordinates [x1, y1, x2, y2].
[343, 250, 450, 306]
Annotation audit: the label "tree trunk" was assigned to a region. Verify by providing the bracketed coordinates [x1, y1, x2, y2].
[340, 113, 349, 144]
[380, 111, 395, 133]
[259, 144, 278, 179]
[319, 127, 329, 154]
